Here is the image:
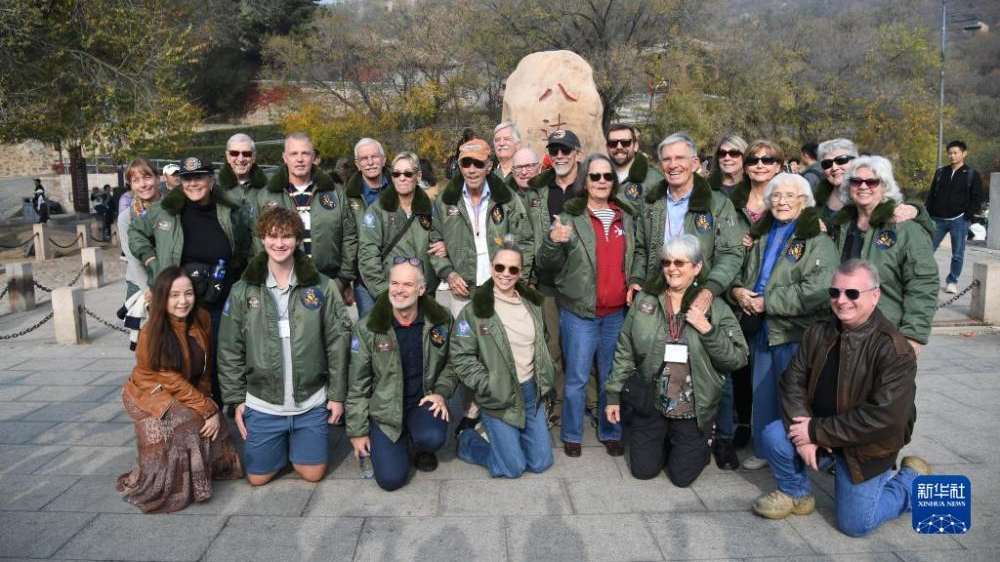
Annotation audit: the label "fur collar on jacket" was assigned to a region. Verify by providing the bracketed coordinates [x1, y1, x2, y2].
[366, 292, 450, 334]
[241, 249, 320, 287]
[471, 278, 543, 319]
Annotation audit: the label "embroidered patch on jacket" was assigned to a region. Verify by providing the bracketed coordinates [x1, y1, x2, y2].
[349, 200, 361, 211]
[456, 319, 471, 336]
[350, 335, 360, 352]
[694, 212, 714, 234]
[446, 205, 460, 216]
[490, 204, 505, 225]
[418, 214, 432, 230]
[247, 296, 260, 309]
[530, 197, 541, 208]
[623, 183, 642, 201]
[375, 340, 395, 353]
[363, 213, 376, 228]
[493, 236, 504, 246]
[638, 301, 655, 314]
[264, 200, 279, 210]
[875, 229, 897, 250]
[319, 193, 337, 210]
[155, 219, 172, 231]
[786, 241, 805, 262]
[388, 214, 397, 226]
[430, 325, 447, 347]
[479, 324, 491, 335]
[300, 287, 324, 309]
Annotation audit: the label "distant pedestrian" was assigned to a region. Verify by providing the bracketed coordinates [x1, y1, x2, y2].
[925, 140, 984, 294]
[32, 179, 49, 223]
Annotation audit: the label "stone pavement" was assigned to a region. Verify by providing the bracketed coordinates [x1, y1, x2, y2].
[0, 246, 998, 561]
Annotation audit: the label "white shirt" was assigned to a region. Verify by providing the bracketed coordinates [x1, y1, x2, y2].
[462, 181, 492, 286]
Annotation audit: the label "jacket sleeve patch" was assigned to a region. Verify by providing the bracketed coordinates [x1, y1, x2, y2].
[456, 319, 472, 336]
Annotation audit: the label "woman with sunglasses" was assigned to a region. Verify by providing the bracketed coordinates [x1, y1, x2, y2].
[358, 151, 439, 299]
[452, 239, 556, 478]
[728, 173, 838, 470]
[538, 153, 636, 458]
[707, 134, 749, 196]
[813, 139, 859, 220]
[118, 267, 242, 513]
[829, 156, 938, 355]
[606, 234, 747, 486]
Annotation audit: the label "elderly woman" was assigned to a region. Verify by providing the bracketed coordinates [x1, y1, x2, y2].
[357, 151, 439, 299]
[538, 153, 635, 458]
[830, 156, 938, 354]
[813, 139, 858, 219]
[118, 267, 242, 513]
[708, 134, 749, 195]
[118, 158, 163, 299]
[729, 173, 839, 469]
[452, 240, 556, 478]
[607, 235, 748, 486]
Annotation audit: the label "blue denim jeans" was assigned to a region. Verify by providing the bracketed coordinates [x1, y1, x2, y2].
[457, 381, 554, 478]
[369, 402, 448, 491]
[354, 281, 375, 319]
[759, 420, 917, 537]
[559, 307, 624, 444]
[932, 217, 970, 284]
[714, 377, 735, 439]
[751, 329, 798, 456]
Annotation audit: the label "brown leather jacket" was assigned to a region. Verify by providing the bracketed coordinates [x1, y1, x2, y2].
[779, 308, 917, 484]
[121, 308, 218, 420]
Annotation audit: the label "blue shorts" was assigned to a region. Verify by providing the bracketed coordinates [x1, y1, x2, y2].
[243, 405, 330, 475]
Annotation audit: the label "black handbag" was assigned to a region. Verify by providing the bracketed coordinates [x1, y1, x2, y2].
[738, 311, 763, 338]
[622, 372, 656, 417]
[183, 262, 223, 304]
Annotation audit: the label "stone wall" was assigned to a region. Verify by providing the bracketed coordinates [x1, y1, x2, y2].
[0, 140, 59, 178]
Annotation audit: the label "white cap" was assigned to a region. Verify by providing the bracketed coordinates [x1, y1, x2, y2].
[162, 164, 180, 175]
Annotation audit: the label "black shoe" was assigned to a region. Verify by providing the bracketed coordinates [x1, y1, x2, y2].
[732, 425, 751, 449]
[712, 438, 739, 470]
[454, 416, 478, 436]
[414, 451, 438, 472]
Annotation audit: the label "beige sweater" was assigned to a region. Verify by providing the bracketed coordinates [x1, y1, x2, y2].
[493, 290, 536, 383]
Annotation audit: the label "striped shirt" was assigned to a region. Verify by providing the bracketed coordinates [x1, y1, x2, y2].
[589, 207, 616, 237]
[287, 182, 314, 255]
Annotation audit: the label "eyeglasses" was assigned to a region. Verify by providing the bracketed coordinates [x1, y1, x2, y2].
[513, 163, 539, 173]
[716, 149, 743, 159]
[828, 287, 878, 300]
[547, 145, 575, 157]
[391, 170, 417, 178]
[228, 150, 253, 158]
[746, 156, 780, 166]
[769, 193, 804, 202]
[392, 256, 423, 267]
[848, 177, 881, 189]
[459, 158, 487, 169]
[606, 139, 633, 149]
[661, 259, 691, 268]
[820, 155, 855, 169]
[493, 263, 521, 275]
[588, 172, 614, 182]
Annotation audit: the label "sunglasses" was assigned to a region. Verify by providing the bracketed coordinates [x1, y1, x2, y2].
[820, 155, 855, 169]
[606, 139, 633, 149]
[459, 158, 487, 169]
[391, 170, 417, 178]
[392, 256, 423, 267]
[746, 156, 779, 166]
[493, 263, 521, 275]
[828, 287, 877, 300]
[848, 177, 881, 189]
[661, 259, 691, 268]
[547, 145, 575, 157]
[716, 149, 743, 159]
[228, 150, 253, 158]
[588, 172, 615, 182]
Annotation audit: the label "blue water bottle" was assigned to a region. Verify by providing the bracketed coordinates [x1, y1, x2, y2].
[212, 258, 226, 281]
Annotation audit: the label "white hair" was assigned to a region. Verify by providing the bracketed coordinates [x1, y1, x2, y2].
[837, 259, 881, 288]
[817, 138, 858, 160]
[764, 173, 815, 210]
[493, 122, 521, 143]
[284, 132, 313, 152]
[389, 259, 426, 289]
[354, 138, 385, 159]
[226, 133, 255, 152]
[657, 132, 698, 160]
[660, 234, 704, 265]
[838, 156, 903, 207]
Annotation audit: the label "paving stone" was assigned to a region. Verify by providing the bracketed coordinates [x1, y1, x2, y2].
[0, 402, 43, 421]
[181, 478, 315, 516]
[786, 506, 963, 553]
[20, 401, 124, 422]
[505, 514, 663, 562]
[947, 372, 1000, 389]
[953, 513, 998, 549]
[0, 385, 37, 401]
[0, 474, 80, 511]
[203, 515, 363, 562]
[0, 420, 57, 444]
[305, 479, 439, 517]
[90, 371, 129, 386]
[18, 370, 109, 386]
[896, 549, 1000, 562]
[30, 422, 135, 446]
[17, 384, 117, 402]
[7, 356, 96, 371]
[0, 370, 32, 383]
[0, 511, 95, 558]
[354, 516, 505, 562]
[55, 513, 227, 561]
[42, 476, 139, 514]
[644, 511, 814, 559]
[34, 446, 134, 476]
[78, 358, 137, 372]
[0, 444, 67, 474]
[564, 477, 705, 514]
[440, 478, 571, 516]
[750, 555, 902, 562]
[522, 446, 622, 479]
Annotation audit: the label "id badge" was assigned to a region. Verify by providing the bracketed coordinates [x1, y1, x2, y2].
[663, 343, 688, 364]
[278, 319, 291, 338]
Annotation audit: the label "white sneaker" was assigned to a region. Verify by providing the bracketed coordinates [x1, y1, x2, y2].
[944, 283, 958, 294]
[742, 455, 770, 470]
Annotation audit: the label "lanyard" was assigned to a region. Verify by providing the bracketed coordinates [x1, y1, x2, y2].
[665, 298, 684, 342]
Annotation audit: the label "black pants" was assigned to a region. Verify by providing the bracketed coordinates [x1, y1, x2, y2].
[732, 363, 752, 425]
[621, 377, 709, 487]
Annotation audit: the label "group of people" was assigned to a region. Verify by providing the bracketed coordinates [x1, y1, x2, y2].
[114, 122, 967, 538]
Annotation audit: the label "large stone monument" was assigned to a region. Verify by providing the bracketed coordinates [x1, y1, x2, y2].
[502, 50, 605, 157]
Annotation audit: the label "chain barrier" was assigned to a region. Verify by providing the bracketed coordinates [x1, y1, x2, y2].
[0, 312, 54, 340]
[31, 264, 87, 293]
[48, 233, 83, 249]
[89, 231, 111, 243]
[937, 279, 979, 309]
[83, 306, 129, 334]
[0, 285, 8, 302]
[0, 237, 34, 249]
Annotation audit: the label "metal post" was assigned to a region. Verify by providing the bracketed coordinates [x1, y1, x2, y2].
[937, 0, 946, 169]
[6, 262, 36, 312]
